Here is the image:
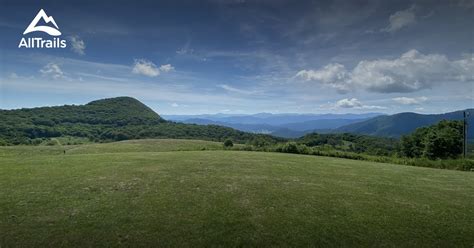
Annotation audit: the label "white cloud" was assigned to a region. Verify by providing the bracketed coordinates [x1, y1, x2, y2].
[132, 59, 174, 77]
[159, 64, 174, 72]
[335, 98, 362, 108]
[218, 84, 257, 95]
[132, 59, 160, 77]
[351, 50, 473, 92]
[40, 63, 64, 79]
[295, 63, 350, 93]
[362, 105, 387, 110]
[171, 102, 179, 107]
[296, 50, 474, 93]
[392, 96, 428, 105]
[382, 5, 416, 33]
[70, 36, 86, 55]
[335, 98, 386, 110]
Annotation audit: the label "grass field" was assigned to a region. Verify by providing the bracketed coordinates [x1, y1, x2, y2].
[1, 139, 473, 247]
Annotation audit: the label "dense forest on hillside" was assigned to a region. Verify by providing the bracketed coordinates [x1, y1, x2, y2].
[0, 97, 283, 146]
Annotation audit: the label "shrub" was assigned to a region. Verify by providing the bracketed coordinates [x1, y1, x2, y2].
[223, 139, 233, 148]
[278, 142, 310, 154]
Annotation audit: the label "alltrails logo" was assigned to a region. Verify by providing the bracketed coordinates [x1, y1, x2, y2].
[18, 9, 67, 49]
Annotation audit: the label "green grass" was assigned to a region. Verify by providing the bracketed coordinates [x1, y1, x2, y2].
[0, 139, 228, 157]
[1, 139, 473, 247]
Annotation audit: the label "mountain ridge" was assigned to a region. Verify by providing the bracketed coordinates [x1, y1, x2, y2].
[1, 96, 472, 144]
[0, 97, 282, 145]
[164, 113, 381, 138]
[335, 109, 474, 138]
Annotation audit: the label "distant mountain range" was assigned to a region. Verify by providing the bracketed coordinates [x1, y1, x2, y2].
[163, 113, 382, 138]
[335, 109, 474, 138]
[1, 96, 471, 144]
[164, 109, 474, 139]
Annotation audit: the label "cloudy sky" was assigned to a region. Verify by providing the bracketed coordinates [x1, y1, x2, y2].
[0, 0, 472, 114]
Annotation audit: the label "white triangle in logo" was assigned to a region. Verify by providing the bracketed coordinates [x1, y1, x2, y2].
[23, 9, 61, 36]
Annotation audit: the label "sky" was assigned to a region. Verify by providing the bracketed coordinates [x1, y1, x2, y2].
[0, 0, 473, 115]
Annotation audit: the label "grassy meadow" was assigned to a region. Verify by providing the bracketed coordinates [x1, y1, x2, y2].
[1, 139, 473, 247]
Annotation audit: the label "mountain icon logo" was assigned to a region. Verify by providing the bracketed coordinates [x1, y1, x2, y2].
[23, 9, 61, 36]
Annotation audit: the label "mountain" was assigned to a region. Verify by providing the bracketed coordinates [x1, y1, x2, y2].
[335, 109, 474, 138]
[163, 113, 381, 125]
[180, 118, 276, 134]
[164, 113, 381, 138]
[0, 97, 282, 145]
[2, 96, 470, 145]
[0, 96, 164, 127]
[279, 119, 367, 131]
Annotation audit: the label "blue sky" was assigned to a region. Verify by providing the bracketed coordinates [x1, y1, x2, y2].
[0, 0, 472, 114]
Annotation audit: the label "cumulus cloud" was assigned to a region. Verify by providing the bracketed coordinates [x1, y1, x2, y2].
[132, 59, 174, 77]
[296, 50, 474, 93]
[335, 98, 362, 108]
[392, 96, 428, 105]
[70, 36, 86, 55]
[295, 63, 350, 93]
[335, 98, 386, 110]
[40, 63, 64, 79]
[132, 59, 160, 77]
[171, 102, 179, 107]
[382, 5, 416, 33]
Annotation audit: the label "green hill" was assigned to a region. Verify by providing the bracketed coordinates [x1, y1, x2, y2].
[1, 96, 163, 126]
[0, 139, 473, 246]
[0, 97, 282, 145]
[336, 109, 474, 138]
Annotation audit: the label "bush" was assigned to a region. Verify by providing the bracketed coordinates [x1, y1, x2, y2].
[277, 142, 310, 154]
[223, 139, 233, 148]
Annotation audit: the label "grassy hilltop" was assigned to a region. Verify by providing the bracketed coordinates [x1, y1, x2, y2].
[1, 139, 473, 247]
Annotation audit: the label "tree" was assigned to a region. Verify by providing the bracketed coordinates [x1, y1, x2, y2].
[223, 139, 233, 148]
[423, 120, 463, 159]
[281, 142, 299, 154]
[400, 120, 463, 159]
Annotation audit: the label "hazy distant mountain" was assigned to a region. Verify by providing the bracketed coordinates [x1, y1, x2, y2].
[335, 109, 474, 138]
[163, 113, 381, 126]
[164, 113, 381, 138]
[166, 110, 474, 139]
[279, 119, 366, 131]
[180, 118, 276, 134]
